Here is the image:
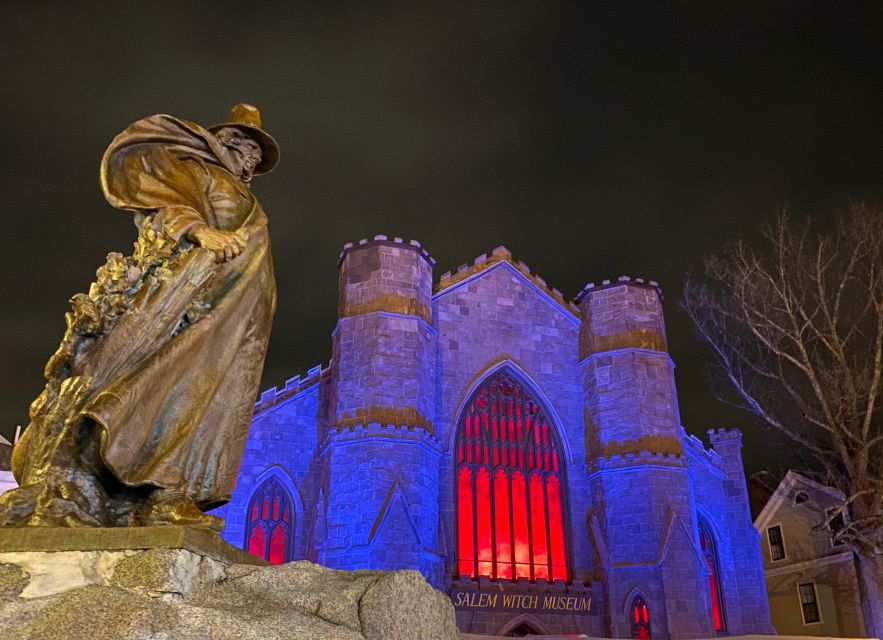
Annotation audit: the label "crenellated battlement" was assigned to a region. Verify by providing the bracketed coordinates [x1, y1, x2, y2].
[435, 245, 579, 315]
[337, 234, 435, 324]
[574, 275, 662, 303]
[587, 450, 687, 475]
[254, 361, 331, 413]
[577, 275, 668, 358]
[707, 427, 743, 443]
[682, 429, 725, 471]
[706, 428, 744, 474]
[338, 234, 436, 266]
[321, 422, 442, 453]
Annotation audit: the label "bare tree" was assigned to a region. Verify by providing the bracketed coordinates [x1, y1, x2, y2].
[682, 203, 883, 637]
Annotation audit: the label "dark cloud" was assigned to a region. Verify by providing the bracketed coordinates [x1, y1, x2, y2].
[2, 2, 881, 473]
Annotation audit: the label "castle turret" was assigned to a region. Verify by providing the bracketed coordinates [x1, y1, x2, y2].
[320, 236, 443, 584]
[707, 429, 775, 634]
[578, 279, 712, 639]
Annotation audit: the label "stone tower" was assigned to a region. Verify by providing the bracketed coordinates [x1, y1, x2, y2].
[578, 279, 712, 638]
[707, 428, 775, 634]
[320, 236, 444, 584]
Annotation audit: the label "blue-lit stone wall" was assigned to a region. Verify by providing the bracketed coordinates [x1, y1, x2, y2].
[579, 281, 711, 638]
[704, 429, 775, 634]
[217, 241, 773, 639]
[434, 258, 588, 569]
[431, 250, 599, 635]
[318, 238, 443, 583]
[320, 425, 443, 585]
[216, 373, 328, 561]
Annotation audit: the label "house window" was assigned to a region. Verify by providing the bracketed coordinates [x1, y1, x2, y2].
[794, 491, 810, 504]
[698, 518, 726, 632]
[456, 369, 569, 582]
[630, 595, 651, 639]
[798, 583, 821, 624]
[245, 476, 294, 564]
[826, 508, 846, 547]
[767, 525, 786, 561]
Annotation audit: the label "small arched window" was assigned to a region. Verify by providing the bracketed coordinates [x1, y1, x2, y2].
[456, 369, 569, 582]
[794, 491, 810, 505]
[698, 518, 726, 632]
[630, 595, 651, 639]
[245, 476, 294, 564]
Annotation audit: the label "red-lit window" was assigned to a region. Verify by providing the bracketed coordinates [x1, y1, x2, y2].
[630, 595, 651, 639]
[245, 476, 293, 564]
[698, 518, 726, 633]
[456, 370, 569, 582]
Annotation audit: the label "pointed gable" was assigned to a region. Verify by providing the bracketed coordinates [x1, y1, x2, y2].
[754, 469, 844, 532]
[369, 482, 421, 547]
[434, 246, 579, 324]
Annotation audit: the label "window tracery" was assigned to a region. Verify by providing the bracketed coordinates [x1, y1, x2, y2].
[456, 370, 569, 582]
[245, 476, 294, 564]
[630, 595, 651, 639]
[698, 517, 726, 632]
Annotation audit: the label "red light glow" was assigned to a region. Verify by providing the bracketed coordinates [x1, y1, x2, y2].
[455, 372, 569, 583]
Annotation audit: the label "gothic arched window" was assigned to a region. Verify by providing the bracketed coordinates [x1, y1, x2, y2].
[245, 476, 294, 564]
[630, 595, 651, 639]
[456, 369, 569, 582]
[698, 518, 726, 632]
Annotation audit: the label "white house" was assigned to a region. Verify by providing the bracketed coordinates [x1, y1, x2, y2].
[754, 470, 866, 637]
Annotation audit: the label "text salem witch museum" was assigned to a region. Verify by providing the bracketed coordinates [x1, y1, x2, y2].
[452, 590, 593, 615]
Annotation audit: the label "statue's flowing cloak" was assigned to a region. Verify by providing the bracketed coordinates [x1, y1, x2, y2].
[85, 115, 276, 508]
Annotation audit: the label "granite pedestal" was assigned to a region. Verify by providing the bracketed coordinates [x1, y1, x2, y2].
[0, 526, 458, 640]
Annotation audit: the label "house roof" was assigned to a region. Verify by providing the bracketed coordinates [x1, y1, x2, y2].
[754, 469, 845, 531]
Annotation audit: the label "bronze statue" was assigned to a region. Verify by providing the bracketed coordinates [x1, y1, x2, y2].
[0, 104, 278, 530]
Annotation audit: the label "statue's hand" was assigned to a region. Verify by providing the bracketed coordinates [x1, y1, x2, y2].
[44, 351, 68, 381]
[187, 224, 249, 262]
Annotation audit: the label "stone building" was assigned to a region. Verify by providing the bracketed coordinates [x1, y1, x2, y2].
[214, 237, 774, 638]
[754, 470, 866, 637]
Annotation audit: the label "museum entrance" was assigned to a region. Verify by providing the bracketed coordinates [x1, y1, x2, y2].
[506, 622, 541, 636]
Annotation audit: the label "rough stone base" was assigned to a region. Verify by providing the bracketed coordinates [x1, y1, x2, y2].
[0, 525, 263, 565]
[0, 528, 458, 640]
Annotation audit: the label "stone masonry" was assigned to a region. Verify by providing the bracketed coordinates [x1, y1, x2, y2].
[579, 281, 710, 638]
[322, 238, 443, 582]
[215, 238, 774, 638]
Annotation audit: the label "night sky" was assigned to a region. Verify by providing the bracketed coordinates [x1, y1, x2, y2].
[2, 3, 881, 475]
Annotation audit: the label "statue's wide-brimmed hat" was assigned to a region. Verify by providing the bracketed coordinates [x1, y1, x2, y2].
[208, 103, 280, 175]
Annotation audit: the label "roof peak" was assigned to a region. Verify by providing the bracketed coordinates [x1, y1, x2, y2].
[435, 246, 578, 315]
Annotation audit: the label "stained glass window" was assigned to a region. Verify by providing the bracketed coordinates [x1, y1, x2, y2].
[630, 595, 651, 639]
[455, 370, 569, 582]
[245, 476, 293, 564]
[698, 518, 726, 632]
